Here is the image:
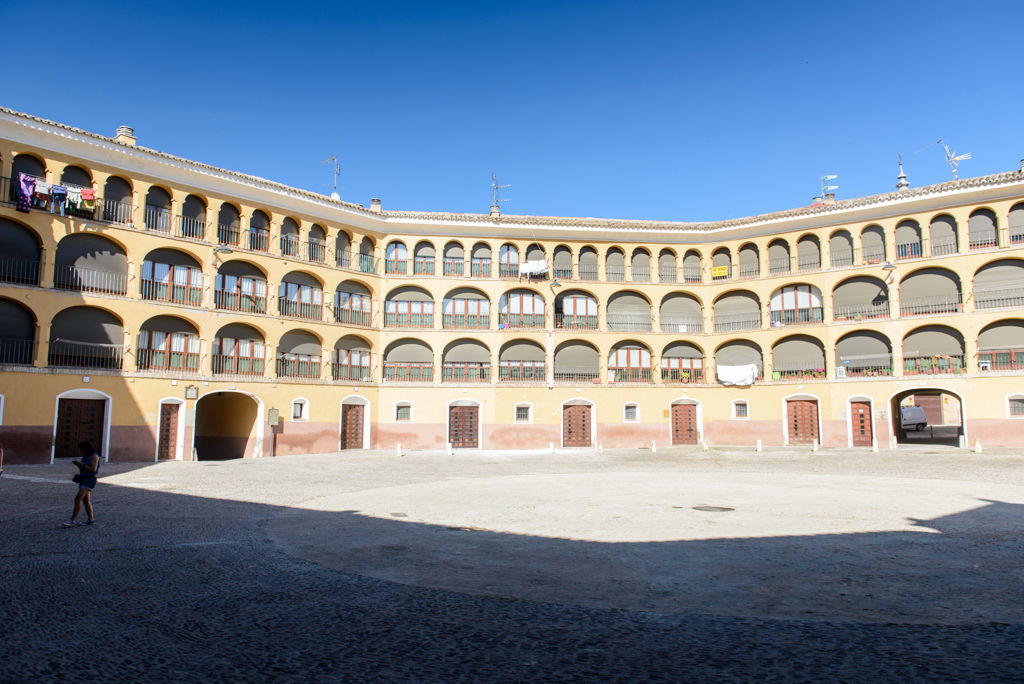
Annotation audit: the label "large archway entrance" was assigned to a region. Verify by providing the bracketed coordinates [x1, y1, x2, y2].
[890, 388, 963, 446]
[194, 392, 260, 460]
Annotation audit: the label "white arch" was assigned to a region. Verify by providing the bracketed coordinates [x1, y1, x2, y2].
[843, 394, 875, 449]
[667, 396, 704, 446]
[560, 397, 596, 448]
[446, 398, 483, 449]
[154, 397, 186, 461]
[886, 385, 967, 446]
[339, 395, 371, 450]
[780, 392, 823, 446]
[51, 389, 114, 463]
[188, 390, 265, 460]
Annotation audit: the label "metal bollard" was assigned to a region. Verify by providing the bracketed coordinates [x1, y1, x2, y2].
[651, 440, 657, 453]
[755, 439, 762, 453]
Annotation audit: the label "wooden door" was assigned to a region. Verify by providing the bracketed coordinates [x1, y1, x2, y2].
[562, 404, 591, 447]
[787, 399, 819, 445]
[157, 403, 179, 460]
[55, 399, 105, 459]
[341, 404, 364, 449]
[671, 403, 699, 445]
[449, 406, 479, 448]
[914, 394, 943, 426]
[850, 401, 872, 447]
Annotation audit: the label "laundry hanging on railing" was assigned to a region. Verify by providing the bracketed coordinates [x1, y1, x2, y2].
[519, 259, 549, 277]
[716, 363, 758, 386]
[16, 173, 35, 213]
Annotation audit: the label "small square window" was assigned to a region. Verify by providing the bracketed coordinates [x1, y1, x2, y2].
[292, 400, 307, 420]
[1010, 398, 1024, 416]
[734, 401, 749, 419]
[515, 405, 531, 423]
[624, 403, 638, 421]
[396, 403, 411, 422]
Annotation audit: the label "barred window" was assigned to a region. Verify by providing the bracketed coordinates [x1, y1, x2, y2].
[1010, 398, 1024, 416]
[515, 405, 531, 423]
[624, 403, 638, 421]
[395, 403, 411, 422]
[734, 400, 749, 419]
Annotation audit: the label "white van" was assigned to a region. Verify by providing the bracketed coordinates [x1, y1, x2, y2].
[900, 405, 928, 431]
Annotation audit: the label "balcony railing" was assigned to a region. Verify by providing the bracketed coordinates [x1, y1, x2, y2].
[683, 267, 703, 283]
[554, 265, 573, 280]
[215, 290, 268, 314]
[414, 258, 435, 275]
[498, 362, 545, 382]
[930, 237, 958, 256]
[278, 298, 323, 320]
[176, 215, 206, 240]
[443, 313, 490, 329]
[137, 349, 201, 374]
[895, 242, 923, 261]
[608, 367, 653, 383]
[830, 253, 855, 268]
[659, 316, 703, 333]
[659, 269, 676, 283]
[212, 354, 265, 376]
[606, 314, 652, 331]
[217, 224, 240, 247]
[713, 313, 760, 332]
[385, 259, 409, 275]
[276, 357, 322, 379]
[631, 267, 650, 282]
[471, 259, 491, 277]
[383, 363, 433, 381]
[978, 349, 1024, 372]
[335, 308, 373, 326]
[0, 256, 40, 285]
[54, 265, 127, 295]
[332, 363, 373, 382]
[280, 236, 301, 257]
[899, 295, 962, 317]
[661, 368, 704, 384]
[771, 365, 826, 381]
[969, 232, 998, 250]
[554, 314, 598, 329]
[0, 337, 35, 365]
[903, 354, 965, 375]
[499, 263, 519, 278]
[605, 267, 625, 281]
[553, 367, 600, 383]
[102, 199, 135, 225]
[737, 265, 759, 279]
[248, 229, 270, 252]
[833, 301, 889, 321]
[48, 338, 124, 370]
[973, 287, 1024, 311]
[442, 362, 490, 382]
[768, 258, 791, 274]
[144, 205, 172, 233]
[769, 307, 824, 327]
[578, 266, 598, 281]
[443, 258, 465, 276]
[797, 258, 820, 272]
[141, 279, 203, 306]
[838, 355, 893, 378]
[498, 313, 544, 329]
[305, 240, 327, 263]
[355, 253, 377, 274]
[384, 312, 433, 328]
[861, 248, 886, 265]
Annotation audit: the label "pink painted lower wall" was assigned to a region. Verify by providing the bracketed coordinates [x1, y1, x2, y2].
[486, 424, 560, 449]
[273, 421, 339, 456]
[375, 423, 447, 450]
[966, 419, 1024, 447]
[0, 426, 54, 464]
[109, 425, 157, 462]
[820, 419, 847, 448]
[598, 423, 665, 448]
[705, 420, 784, 446]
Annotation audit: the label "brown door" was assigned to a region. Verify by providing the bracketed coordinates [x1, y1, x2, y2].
[671, 403, 699, 445]
[449, 405, 479, 448]
[787, 399, 819, 445]
[562, 404, 592, 447]
[157, 403, 179, 460]
[341, 404, 364, 449]
[850, 401, 872, 447]
[914, 394, 943, 426]
[55, 398, 105, 459]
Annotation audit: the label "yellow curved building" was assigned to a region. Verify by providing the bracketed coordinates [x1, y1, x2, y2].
[1, 106, 1022, 463]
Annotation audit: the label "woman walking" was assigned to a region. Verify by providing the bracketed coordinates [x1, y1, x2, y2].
[63, 441, 100, 527]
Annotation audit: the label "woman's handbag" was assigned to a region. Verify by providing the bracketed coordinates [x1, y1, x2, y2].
[72, 474, 82, 484]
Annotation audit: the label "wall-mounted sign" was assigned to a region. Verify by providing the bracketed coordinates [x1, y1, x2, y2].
[268, 408, 280, 426]
[711, 266, 729, 278]
[184, 385, 199, 400]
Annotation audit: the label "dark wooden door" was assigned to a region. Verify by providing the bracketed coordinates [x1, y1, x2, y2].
[341, 404, 364, 449]
[449, 406, 479, 448]
[787, 399, 819, 445]
[157, 403, 179, 460]
[55, 398, 105, 459]
[850, 401, 872, 447]
[562, 404, 591, 447]
[914, 394, 943, 426]
[671, 403, 699, 445]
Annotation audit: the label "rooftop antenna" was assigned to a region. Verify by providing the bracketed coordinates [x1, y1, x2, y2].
[938, 139, 971, 180]
[321, 156, 341, 200]
[490, 172, 511, 216]
[820, 174, 839, 199]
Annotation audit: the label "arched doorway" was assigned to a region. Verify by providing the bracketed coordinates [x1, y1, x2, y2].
[339, 395, 370, 450]
[156, 398, 186, 461]
[783, 393, 820, 446]
[889, 388, 964, 447]
[669, 398, 702, 445]
[193, 391, 261, 460]
[447, 399, 481, 449]
[561, 398, 594, 447]
[52, 389, 112, 462]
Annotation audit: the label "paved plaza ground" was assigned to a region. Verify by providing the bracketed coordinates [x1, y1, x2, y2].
[2, 445, 1024, 681]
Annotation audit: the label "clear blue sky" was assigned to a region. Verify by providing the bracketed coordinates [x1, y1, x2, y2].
[4, 1, 1022, 221]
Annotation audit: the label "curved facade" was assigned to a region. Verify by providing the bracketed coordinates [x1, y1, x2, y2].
[2, 106, 1024, 463]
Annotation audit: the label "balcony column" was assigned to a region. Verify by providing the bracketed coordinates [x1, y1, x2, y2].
[34, 324, 51, 368]
[880, 220, 898, 264]
[545, 335, 555, 385]
[432, 353, 442, 386]
[133, 182, 151, 228]
[205, 203, 216, 241]
[264, 345, 275, 379]
[597, 252, 606, 282]
[39, 247, 55, 289]
[124, 329, 139, 372]
[650, 304, 660, 333]
[891, 337, 905, 378]
[126, 260, 140, 300]
[489, 346, 500, 385]
[821, 288, 833, 322]
[597, 303, 607, 332]
[763, 353, 774, 382]
[961, 337, 976, 374]
[0, 140, 16, 178]
[948, 209, 970, 254]
[702, 304, 714, 335]
[598, 348, 609, 386]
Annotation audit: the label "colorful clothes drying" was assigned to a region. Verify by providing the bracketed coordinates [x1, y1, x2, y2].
[49, 185, 68, 216]
[16, 173, 35, 213]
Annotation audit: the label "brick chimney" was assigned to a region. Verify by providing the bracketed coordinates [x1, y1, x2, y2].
[114, 126, 136, 146]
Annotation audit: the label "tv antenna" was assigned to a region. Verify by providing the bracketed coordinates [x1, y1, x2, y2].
[321, 156, 341, 199]
[490, 173, 511, 214]
[820, 174, 839, 199]
[913, 139, 971, 180]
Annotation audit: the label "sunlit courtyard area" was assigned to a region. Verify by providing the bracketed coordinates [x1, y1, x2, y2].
[3, 446, 1024, 680]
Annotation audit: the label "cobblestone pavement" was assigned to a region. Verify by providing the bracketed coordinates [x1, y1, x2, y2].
[2, 447, 1024, 682]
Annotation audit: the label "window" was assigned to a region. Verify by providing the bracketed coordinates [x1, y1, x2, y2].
[291, 399, 308, 421]
[142, 261, 203, 305]
[515, 404, 531, 423]
[395, 402, 411, 422]
[335, 291, 372, 326]
[624, 403, 639, 421]
[1010, 397, 1024, 417]
[215, 273, 268, 313]
[733, 400, 749, 419]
